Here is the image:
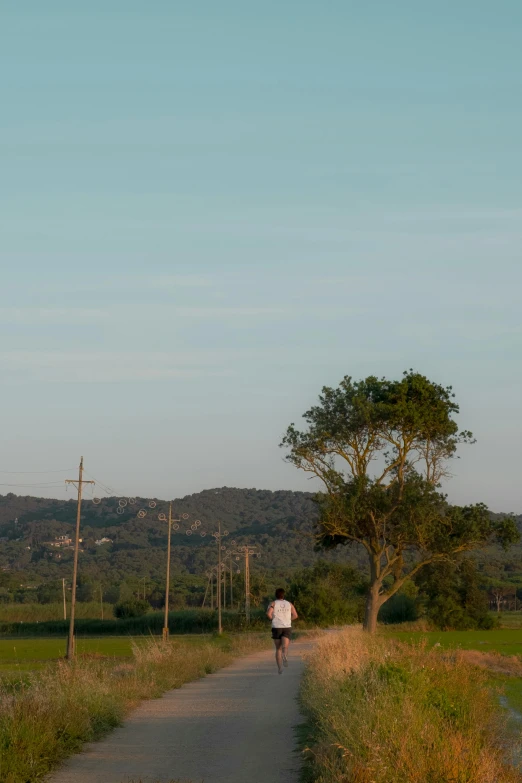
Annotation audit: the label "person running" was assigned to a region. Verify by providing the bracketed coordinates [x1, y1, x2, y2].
[266, 588, 298, 674]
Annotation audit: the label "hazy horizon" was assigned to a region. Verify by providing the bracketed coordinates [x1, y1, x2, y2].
[1, 3, 521, 512]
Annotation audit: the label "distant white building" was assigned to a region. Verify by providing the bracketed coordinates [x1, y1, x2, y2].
[95, 537, 112, 546]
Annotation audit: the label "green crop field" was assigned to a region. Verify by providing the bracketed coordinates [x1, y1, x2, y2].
[386, 628, 522, 719]
[0, 633, 222, 673]
[387, 629, 522, 656]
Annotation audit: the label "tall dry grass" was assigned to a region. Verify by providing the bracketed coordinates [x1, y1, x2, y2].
[0, 633, 268, 783]
[301, 628, 522, 783]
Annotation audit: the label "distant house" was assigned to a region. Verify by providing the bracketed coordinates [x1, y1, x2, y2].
[45, 535, 83, 548]
[95, 537, 112, 546]
[49, 535, 73, 547]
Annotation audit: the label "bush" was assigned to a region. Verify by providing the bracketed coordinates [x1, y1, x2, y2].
[114, 599, 149, 619]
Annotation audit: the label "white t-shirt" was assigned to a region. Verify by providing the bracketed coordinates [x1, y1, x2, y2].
[271, 599, 293, 628]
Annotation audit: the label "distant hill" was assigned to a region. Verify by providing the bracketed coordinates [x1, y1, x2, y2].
[0, 488, 520, 593]
[0, 487, 364, 589]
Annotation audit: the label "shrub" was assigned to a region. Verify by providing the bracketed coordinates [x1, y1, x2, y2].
[114, 599, 149, 619]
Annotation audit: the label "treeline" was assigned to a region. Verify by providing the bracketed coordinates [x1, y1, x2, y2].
[1, 557, 508, 633]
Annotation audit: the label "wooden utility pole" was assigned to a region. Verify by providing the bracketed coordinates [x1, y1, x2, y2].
[231, 544, 260, 624]
[245, 548, 250, 623]
[217, 521, 222, 634]
[65, 457, 94, 660]
[163, 503, 173, 641]
[229, 554, 234, 607]
[62, 578, 67, 620]
[100, 585, 104, 620]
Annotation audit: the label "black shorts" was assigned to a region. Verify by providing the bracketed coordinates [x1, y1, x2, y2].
[272, 627, 292, 641]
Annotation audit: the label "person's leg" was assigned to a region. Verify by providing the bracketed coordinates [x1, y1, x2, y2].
[274, 639, 283, 672]
[281, 635, 290, 666]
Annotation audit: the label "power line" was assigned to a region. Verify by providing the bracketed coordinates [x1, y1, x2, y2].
[0, 481, 66, 487]
[82, 470, 118, 497]
[0, 468, 75, 474]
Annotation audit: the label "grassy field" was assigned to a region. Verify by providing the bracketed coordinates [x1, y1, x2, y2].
[0, 602, 110, 622]
[388, 629, 522, 656]
[300, 628, 521, 783]
[0, 632, 270, 783]
[0, 637, 148, 673]
[0, 634, 234, 674]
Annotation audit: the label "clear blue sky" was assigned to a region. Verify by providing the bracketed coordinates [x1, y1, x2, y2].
[1, 2, 521, 511]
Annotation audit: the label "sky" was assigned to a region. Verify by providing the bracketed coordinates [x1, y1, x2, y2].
[1, 2, 521, 511]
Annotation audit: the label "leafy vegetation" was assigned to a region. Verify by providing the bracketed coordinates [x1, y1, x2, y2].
[114, 598, 149, 619]
[300, 628, 520, 783]
[414, 557, 495, 630]
[0, 484, 521, 631]
[287, 561, 365, 625]
[0, 608, 269, 637]
[282, 371, 519, 631]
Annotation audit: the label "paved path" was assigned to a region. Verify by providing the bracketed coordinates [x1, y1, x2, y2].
[49, 642, 310, 783]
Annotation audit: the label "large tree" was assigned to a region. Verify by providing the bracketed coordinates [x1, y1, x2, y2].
[281, 371, 518, 632]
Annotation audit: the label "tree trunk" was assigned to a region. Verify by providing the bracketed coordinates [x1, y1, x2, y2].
[363, 584, 382, 633]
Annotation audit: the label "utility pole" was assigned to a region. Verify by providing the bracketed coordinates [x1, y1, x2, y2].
[62, 578, 67, 621]
[65, 457, 95, 660]
[217, 521, 222, 633]
[245, 549, 250, 623]
[229, 554, 234, 607]
[163, 503, 173, 641]
[231, 544, 260, 624]
[100, 585, 104, 620]
[222, 556, 226, 610]
[211, 523, 230, 633]
[160, 503, 192, 641]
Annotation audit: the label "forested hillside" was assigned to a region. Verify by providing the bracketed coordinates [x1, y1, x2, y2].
[0, 488, 520, 608]
[0, 488, 367, 599]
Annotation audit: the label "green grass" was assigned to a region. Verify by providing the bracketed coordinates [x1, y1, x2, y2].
[388, 629, 522, 656]
[385, 628, 522, 724]
[0, 633, 246, 673]
[498, 611, 522, 629]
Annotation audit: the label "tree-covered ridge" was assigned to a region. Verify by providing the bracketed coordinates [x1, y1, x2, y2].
[0, 487, 521, 611]
[0, 487, 330, 590]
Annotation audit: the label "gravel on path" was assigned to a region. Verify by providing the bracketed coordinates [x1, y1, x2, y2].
[48, 641, 310, 783]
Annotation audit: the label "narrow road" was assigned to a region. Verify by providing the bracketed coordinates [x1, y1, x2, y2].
[49, 641, 310, 783]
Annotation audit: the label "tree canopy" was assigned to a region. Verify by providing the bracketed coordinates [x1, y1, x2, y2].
[282, 371, 519, 631]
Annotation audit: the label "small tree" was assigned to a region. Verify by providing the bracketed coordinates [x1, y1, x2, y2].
[282, 371, 518, 632]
